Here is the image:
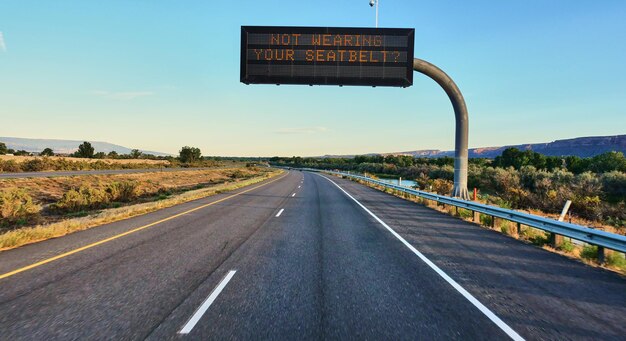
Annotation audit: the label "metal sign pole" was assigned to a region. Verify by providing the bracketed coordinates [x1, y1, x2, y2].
[413, 58, 469, 200]
[369, 0, 379, 28]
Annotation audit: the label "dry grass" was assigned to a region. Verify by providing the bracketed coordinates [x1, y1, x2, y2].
[0, 168, 256, 205]
[0, 155, 168, 165]
[0, 169, 283, 251]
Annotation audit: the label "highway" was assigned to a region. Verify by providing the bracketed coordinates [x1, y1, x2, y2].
[0, 166, 218, 179]
[0, 170, 624, 340]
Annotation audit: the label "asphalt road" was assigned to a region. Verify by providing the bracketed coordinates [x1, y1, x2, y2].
[0, 170, 624, 340]
[0, 166, 218, 179]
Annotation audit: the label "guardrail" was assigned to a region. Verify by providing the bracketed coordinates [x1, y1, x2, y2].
[302, 168, 626, 262]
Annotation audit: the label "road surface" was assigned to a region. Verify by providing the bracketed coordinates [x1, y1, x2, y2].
[0, 170, 624, 340]
[0, 166, 219, 179]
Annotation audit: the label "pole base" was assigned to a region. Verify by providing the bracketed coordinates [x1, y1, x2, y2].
[452, 186, 470, 200]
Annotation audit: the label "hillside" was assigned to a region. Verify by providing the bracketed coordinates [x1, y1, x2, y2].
[321, 134, 626, 159]
[0, 137, 169, 156]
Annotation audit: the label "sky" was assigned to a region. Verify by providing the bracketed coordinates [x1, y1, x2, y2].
[1, 1, 625, 156]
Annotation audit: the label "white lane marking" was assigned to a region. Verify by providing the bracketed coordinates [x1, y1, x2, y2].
[291, 193, 296, 197]
[276, 208, 285, 217]
[298, 185, 301, 188]
[316, 174, 524, 341]
[179, 270, 237, 334]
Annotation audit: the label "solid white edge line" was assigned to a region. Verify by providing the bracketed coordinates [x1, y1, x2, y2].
[276, 208, 285, 217]
[291, 193, 296, 197]
[179, 270, 237, 334]
[315, 174, 525, 341]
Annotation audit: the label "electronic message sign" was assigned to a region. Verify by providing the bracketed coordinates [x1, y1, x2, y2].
[241, 26, 415, 87]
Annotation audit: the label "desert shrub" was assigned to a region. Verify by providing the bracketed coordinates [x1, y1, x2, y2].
[428, 165, 454, 181]
[0, 160, 21, 172]
[571, 195, 603, 221]
[480, 214, 493, 227]
[558, 239, 575, 253]
[54, 181, 140, 213]
[0, 188, 41, 224]
[431, 178, 453, 195]
[519, 166, 552, 195]
[601, 171, 626, 202]
[467, 163, 484, 190]
[488, 196, 513, 209]
[229, 170, 247, 179]
[550, 169, 576, 188]
[55, 186, 110, 212]
[106, 181, 138, 202]
[606, 252, 626, 270]
[20, 158, 54, 172]
[476, 167, 521, 198]
[457, 208, 473, 219]
[499, 220, 514, 235]
[521, 227, 549, 246]
[580, 245, 598, 260]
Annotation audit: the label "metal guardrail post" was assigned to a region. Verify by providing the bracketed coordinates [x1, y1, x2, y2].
[413, 58, 469, 200]
[598, 247, 606, 264]
[550, 233, 563, 248]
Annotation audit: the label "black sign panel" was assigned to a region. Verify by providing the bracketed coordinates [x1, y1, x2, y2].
[241, 26, 415, 87]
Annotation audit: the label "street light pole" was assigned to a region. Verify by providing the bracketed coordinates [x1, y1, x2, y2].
[369, 0, 379, 28]
[375, 0, 379, 28]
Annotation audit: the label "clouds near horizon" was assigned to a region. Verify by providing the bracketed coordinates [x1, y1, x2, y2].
[0, 32, 6, 52]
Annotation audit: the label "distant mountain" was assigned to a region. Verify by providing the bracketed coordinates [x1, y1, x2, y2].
[0, 137, 170, 156]
[320, 134, 626, 159]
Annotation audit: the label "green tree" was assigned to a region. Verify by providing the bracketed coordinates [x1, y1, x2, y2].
[14, 150, 30, 156]
[494, 148, 521, 169]
[130, 149, 142, 159]
[564, 156, 587, 174]
[179, 146, 202, 163]
[94, 152, 106, 159]
[40, 148, 54, 156]
[0, 142, 8, 155]
[75, 141, 95, 158]
[589, 152, 626, 173]
[107, 151, 119, 159]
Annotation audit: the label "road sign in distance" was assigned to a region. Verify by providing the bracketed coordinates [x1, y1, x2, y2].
[241, 26, 415, 87]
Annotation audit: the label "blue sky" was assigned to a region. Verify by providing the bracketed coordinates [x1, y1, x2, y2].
[1, 1, 625, 156]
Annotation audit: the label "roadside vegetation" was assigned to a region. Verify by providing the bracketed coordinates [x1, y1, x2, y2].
[0, 142, 227, 172]
[271, 149, 626, 235]
[346, 175, 626, 274]
[0, 164, 281, 251]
